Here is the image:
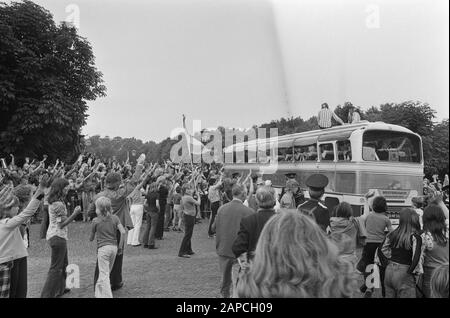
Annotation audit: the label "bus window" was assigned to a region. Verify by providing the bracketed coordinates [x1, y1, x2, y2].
[363, 130, 421, 163]
[337, 140, 352, 161]
[319, 143, 334, 161]
[277, 147, 293, 162]
[293, 144, 317, 161]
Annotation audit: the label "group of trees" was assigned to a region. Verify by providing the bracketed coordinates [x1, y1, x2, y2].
[1, 1, 447, 178]
[0, 1, 105, 163]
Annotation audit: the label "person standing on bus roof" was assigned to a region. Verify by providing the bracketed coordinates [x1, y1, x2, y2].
[297, 174, 330, 232]
[318, 103, 345, 129]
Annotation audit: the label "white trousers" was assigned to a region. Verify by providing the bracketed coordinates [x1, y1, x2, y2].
[127, 204, 144, 245]
[95, 245, 117, 298]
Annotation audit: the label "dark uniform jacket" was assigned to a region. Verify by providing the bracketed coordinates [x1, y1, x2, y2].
[232, 208, 276, 259]
[298, 198, 330, 232]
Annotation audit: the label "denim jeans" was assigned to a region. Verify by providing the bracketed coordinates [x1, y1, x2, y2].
[422, 265, 434, 298]
[218, 256, 236, 298]
[142, 211, 159, 246]
[164, 204, 173, 229]
[179, 214, 195, 255]
[384, 261, 416, 298]
[95, 245, 118, 298]
[155, 200, 166, 239]
[41, 236, 68, 298]
[208, 201, 220, 236]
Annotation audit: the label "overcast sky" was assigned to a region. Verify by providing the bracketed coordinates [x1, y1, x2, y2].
[26, 0, 450, 142]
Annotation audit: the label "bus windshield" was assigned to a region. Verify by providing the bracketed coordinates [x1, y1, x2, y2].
[362, 130, 421, 163]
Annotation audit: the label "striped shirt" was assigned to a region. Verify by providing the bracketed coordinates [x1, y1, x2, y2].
[318, 109, 344, 128]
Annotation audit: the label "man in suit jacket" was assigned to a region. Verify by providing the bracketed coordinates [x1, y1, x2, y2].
[232, 186, 276, 261]
[212, 183, 254, 298]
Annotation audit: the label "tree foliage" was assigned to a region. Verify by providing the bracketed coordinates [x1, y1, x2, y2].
[0, 0, 106, 163]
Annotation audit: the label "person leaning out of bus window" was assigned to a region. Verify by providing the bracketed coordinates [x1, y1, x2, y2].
[306, 145, 318, 161]
[318, 103, 345, 129]
[338, 142, 352, 161]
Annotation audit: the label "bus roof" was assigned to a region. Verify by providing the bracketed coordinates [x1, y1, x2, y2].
[223, 121, 420, 152]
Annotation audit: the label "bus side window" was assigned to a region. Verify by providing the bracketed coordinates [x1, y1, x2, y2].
[319, 143, 334, 161]
[293, 146, 303, 161]
[337, 140, 352, 161]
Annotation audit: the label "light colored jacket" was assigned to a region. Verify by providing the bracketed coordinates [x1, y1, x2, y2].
[0, 198, 40, 264]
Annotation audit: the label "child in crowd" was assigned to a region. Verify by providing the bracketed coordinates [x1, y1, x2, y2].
[329, 202, 361, 269]
[357, 196, 393, 297]
[90, 196, 126, 298]
[0, 177, 47, 298]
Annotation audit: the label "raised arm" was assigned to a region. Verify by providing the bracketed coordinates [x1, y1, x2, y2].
[59, 206, 82, 229]
[128, 154, 146, 185]
[3, 175, 48, 229]
[332, 111, 345, 125]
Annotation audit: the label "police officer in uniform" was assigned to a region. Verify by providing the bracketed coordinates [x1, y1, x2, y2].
[297, 174, 330, 232]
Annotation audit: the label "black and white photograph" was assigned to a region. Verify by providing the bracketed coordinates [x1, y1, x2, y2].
[0, 0, 448, 303]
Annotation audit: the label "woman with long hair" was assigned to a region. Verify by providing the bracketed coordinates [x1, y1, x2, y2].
[421, 205, 449, 298]
[379, 208, 423, 298]
[41, 178, 81, 298]
[236, 209, 356, 298]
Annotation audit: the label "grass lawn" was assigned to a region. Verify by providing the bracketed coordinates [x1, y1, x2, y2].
[26, 219, 379, 298]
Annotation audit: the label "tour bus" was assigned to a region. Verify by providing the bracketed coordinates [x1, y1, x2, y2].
[222, 121, 424, 226]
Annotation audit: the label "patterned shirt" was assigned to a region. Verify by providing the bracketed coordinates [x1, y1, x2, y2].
[318, 108, 344, 128]
[46, 201, 68, 240]
[208, 184, 221, 203]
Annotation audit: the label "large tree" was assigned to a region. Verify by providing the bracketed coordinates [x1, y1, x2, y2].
[0, 0, 106, 163]
[426, 119, 449, 177]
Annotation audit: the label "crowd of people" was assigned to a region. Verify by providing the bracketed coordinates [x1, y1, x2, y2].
[0, 152, 448, 298]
